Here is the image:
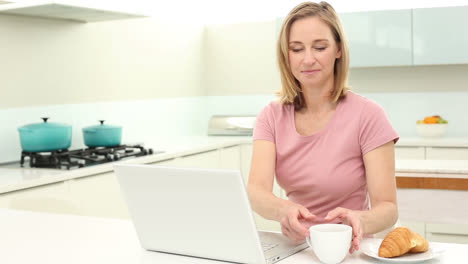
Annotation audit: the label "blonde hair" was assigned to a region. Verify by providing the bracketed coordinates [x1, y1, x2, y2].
[276, 1, 350, 110]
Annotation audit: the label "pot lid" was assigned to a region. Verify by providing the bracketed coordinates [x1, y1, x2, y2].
[18, 117, 71, 130]
[84, 120, 122, 130]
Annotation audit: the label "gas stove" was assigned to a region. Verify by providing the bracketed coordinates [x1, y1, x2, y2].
[19, 145, 158, 170]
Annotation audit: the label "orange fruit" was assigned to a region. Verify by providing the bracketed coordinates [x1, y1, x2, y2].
[424, 116, 439, 124]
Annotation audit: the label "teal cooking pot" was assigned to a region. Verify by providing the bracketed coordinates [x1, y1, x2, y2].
[82, 120, 122, 147]
[17, 118, 72, 152]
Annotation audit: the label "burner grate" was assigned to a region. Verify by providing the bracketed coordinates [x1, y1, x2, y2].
[20, 145, 155, 170]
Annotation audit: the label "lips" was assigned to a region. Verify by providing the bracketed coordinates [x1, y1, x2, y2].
[301, 69, 320, 75]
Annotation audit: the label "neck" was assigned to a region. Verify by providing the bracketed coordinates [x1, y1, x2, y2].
[300, 78, 335, 114]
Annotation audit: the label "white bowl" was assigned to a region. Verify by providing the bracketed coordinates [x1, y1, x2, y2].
[416, 124, 448, 138]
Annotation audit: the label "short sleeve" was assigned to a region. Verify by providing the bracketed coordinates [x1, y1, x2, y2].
[359, 100, 399, 155]
[253, 103, 275, 143]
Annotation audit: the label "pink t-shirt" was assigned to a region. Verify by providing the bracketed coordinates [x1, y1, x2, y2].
[253, 91, 399, 223]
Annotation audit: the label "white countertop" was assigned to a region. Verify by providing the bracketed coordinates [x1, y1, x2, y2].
[0, 136, 252, 194]
[2, 136, 468, 194]
[397, 137, 468, 147]
[1, 208, 466, 264]
[396, 160, 468, 176]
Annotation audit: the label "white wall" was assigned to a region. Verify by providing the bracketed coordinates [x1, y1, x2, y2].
[0, 97, 210, 162]
[200, 18, 468, 140]
[1, 5, 468, 163]
[203, 20, 280, 95]
[0, 15, 204, 108]
[202, 92, 468, 139]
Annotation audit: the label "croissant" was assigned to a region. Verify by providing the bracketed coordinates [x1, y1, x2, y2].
[378, 227, 429, 258]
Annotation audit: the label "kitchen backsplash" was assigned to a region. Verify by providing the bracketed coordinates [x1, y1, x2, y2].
[205, 91, 468, 139]
[1, 91, 467, 163]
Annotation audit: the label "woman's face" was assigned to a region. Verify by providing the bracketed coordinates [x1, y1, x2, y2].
[288, 16, 341, 89]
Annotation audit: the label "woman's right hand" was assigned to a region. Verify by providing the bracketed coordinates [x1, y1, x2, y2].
[279, 202, 317, 242]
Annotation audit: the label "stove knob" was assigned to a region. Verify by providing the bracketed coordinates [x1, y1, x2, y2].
[106, 154, 114, 161]
[148, 149, 153, 154]
[114, 153, 121, 160]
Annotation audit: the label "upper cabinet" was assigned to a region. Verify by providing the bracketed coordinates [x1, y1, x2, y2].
[412, 6, 468, 65]
[340, 10, 412, 68]
[0, 1, 147, 23]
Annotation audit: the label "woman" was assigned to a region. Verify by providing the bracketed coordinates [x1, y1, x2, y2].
[247, 1, 399, 253]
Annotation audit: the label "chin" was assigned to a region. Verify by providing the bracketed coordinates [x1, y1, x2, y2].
[299, 79, 322, 87]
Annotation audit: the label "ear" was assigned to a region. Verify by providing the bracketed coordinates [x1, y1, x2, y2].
[336, 45, 342, 59]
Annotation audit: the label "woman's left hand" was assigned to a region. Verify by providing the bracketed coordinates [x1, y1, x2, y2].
[325, 207, 363, 254]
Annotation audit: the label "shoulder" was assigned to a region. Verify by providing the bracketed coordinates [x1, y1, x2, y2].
[341, 91, 384, 113]
[258, 100, 293, 117]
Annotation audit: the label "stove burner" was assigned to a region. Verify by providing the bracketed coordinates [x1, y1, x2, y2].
[20, 145, 155, 170]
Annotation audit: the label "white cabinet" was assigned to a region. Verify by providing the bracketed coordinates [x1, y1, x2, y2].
[426, 147, 468, 160]
[395, 146, 425, 160]
[340, 9, 412, 67]
[219, 146, 241, 169]
[173, 150, 220, 169]
[400, 220, 426, 238]
[395, 146, 468, 160]
[426, 223, 468, 244]
[0, 182, 79, 214]
[149, 158, 178, 166]
[413, 6, 468, 65]
[399, 220, 468, 244]
[68, 172, 129, 219]
[159, 146, 240, 170]
[240, 144, 253, 185]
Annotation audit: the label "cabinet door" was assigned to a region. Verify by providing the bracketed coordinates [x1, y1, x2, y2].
[340, 9, 412, 67]
[219, 146, 241, 170]
[395, 146, 425, 160]
[174, 150, 220, 169]
[149, 158, 178, 166]
[399, 220, 426, 238]
[240, 144, 253, 186]
[69, 172, 130, 219]
[253, 212, 281, 232]
[426, 223, 468, 244]
[413, 6, 468, 65]
[0, 182, 78, 214]
[426, 147, 468, 160]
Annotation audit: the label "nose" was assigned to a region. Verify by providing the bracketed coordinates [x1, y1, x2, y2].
[303, 48, 316, 65]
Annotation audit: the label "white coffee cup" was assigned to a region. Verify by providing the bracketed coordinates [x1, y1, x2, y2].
[306, 224, 352, 264]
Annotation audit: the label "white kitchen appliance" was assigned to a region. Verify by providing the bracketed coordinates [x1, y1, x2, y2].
[114, 164, 307, 264]
[207, 115, 256, 136]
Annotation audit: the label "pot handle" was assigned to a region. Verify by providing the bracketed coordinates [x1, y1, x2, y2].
[41, 117, 49, 123]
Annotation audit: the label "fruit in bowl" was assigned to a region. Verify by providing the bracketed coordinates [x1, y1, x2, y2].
[416, 115, 448, 138]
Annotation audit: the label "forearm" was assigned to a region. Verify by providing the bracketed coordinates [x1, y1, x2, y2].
[247, 184, 290, 222]
[359, 201, 398, 235]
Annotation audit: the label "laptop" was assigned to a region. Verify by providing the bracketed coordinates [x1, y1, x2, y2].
[114, 164, 308, 264]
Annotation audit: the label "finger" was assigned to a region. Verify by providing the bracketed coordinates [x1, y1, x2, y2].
[282, 224, 304, 242]
[324, 207, 346, 221]
[281, 224, 292, 240]
[286, 217, 308, 241]
[349, 235, 360, 254]
[298, 207, 316, 220]
[288, 213, 309, 237]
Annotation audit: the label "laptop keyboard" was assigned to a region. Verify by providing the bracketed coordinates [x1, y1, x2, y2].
[262, 242, 278, 252]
